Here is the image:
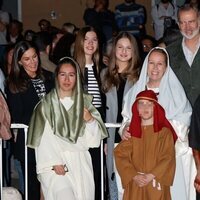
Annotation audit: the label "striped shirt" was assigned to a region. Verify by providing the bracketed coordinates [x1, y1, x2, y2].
[85, 64, 102, 108]
[115, 2, 145, 37]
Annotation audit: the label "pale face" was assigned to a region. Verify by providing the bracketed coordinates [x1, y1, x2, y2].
[178, 9, 200, 40]
[19, 48, 38, 78]
[147, 52, 167, 87]
[83, 31, 98, 57]
[137, 99, 154, 124]
[116, 38, 132, 64]
[57, 63, 76, 97]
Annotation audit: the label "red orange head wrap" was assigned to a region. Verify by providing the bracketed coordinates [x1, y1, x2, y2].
[129, 90, 177, 142]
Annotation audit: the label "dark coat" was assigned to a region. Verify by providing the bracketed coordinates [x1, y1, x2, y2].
[6, 71, 53, 161]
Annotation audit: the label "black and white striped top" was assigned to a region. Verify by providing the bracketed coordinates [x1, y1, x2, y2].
[86, 64, 102, 108]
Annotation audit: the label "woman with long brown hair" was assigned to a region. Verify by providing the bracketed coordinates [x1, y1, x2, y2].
[101, 31, 141, 199]
[74, 26, 105, 200]
[6, 41, 53, 199]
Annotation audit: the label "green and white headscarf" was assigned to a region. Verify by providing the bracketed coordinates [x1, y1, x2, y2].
[27, 57, 107, 148]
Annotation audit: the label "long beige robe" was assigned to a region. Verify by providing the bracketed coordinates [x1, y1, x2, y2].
[114, 125, 176, 200]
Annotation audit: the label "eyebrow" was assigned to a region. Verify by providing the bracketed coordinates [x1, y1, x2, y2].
[58, 71, 76, 74]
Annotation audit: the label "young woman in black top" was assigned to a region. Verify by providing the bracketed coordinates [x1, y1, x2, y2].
[6, 41, 53, 199]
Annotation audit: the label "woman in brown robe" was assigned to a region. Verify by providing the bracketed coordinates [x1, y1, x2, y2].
[114, 90, 176, 200]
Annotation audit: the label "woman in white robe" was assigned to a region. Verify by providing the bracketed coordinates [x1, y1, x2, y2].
[27, 57, 108, 200]
[119, 47, 196, 200]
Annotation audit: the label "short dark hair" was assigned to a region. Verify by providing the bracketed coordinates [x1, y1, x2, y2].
[33, 31, 53, 51]
[24, 29, 36, 42]
[163, 27, 182, 46]
[38, 19, 51, 27]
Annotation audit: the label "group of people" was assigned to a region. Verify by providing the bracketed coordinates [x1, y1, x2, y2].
[0, 25, 109, 200]
[114, 3, 200, 200]
[1, 1, 200, 200]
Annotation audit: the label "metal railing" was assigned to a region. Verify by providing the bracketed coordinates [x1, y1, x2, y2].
[0, 123, 121, 200]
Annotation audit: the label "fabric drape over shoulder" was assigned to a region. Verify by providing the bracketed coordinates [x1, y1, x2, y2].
[129, 90, 177, 143]
[27, 57, 107, 148]
[121, 47, 192, 131]
[27, 90, 107, 148]
[119, 47, 196, 200]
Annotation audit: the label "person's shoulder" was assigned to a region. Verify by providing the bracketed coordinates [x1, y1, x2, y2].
[0, 10, 9, 23]
[166, 38, 182, 54]
[42, 69, 55, 90]
[105, 9, 115, 16]
[115, 3, 125, 10]
[40, 88, 54, 107]
[114, 137, 133, 150]
[42, 69, 54, 80]
[84, 7, 95, 13]
[40, 55, 56, 73]
[160, 127, 174, 139]
[134, 3, 144, 8]
[35, 98, 44, 110]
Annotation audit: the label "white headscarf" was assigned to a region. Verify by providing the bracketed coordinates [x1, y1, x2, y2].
[121, 47, 192, 128]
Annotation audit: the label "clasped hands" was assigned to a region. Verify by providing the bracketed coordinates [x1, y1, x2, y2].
[133, 173, 155, 187]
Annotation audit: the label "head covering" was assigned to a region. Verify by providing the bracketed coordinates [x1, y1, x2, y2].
[129, 90, 177, 142]
[27, 57, 107, 148]
[122, 47, 192, 127]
